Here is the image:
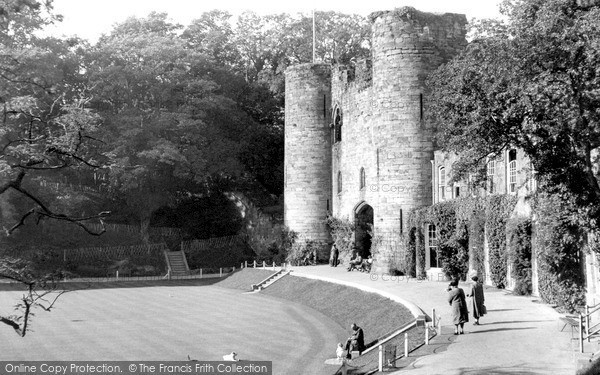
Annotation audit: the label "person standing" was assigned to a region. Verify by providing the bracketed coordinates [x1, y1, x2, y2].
[330, 243, 339, 267]
[447, 278, 469, 335]
[466, 274, 485, 325]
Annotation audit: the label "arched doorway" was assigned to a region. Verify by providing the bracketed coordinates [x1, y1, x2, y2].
[354, 202, 373, 258]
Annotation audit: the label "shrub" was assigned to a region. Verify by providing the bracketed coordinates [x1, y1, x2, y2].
[326, 215, 356, 262]
[507, 217, 532, 295]
[485, 195, 517, 288]
[534, 190, 585, 313]
[286, 238, 320, 265]
[404, 228, 417, 277]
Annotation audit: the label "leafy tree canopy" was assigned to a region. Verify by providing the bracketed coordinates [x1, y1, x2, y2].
[1, 0, 108, 235]
[427, 0, 600, 228]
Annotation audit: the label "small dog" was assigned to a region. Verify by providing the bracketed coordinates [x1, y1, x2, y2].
[336, 343, 344, 360]
[223, 352, 239, 361]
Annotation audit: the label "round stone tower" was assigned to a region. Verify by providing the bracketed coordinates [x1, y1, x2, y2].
[284, 63, 332, 257]
[368, 8, 467, 271]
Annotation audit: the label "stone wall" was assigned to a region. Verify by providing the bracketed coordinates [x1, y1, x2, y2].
[329, 7, 467, 269]
[284, 64, 332, 258]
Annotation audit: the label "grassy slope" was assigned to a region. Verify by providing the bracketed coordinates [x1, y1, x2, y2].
[260, 275, 428, 373]
[215, 268, 276, 291]
[262, 275, 414, 340]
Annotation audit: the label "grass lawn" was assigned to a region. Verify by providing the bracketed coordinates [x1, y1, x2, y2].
[261, 274, 423, 373]
[0, 269, 422, 374]
[0, 277, 344, 375]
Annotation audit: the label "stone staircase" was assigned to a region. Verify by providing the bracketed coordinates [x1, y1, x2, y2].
[164, 250, 190, 277]
[251, 270, 289, 291]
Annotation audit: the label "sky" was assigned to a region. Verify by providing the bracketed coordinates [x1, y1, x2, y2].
[44, 0, 503, 43]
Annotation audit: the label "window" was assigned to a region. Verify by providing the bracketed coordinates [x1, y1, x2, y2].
[428, 224, 439, 268]
[508, 149, 517, 193]
[487, 160, 495, 194]
[337, 171, 342, 194]
[454, 184, 460, 198]
[438, 167, 446, 200]
[360, 167, 366, 190]
[333, 107, 342, 143]
[468, 174, 475, 197]
[529, 162, 537, 192]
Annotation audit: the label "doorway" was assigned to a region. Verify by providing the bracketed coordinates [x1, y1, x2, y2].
[355, 203, 373, 258]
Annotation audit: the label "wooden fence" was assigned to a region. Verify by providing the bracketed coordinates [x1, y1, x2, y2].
[180, 235, 245, 252]
[63, 243, 168, 262]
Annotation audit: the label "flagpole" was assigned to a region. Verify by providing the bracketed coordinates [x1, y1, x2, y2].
[312, 9, 316, 63]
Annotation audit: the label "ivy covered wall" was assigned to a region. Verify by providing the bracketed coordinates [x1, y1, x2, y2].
[405, 191, 586, 312]
[407, 196, 516, 283]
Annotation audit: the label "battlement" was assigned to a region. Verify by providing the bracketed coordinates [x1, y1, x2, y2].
[333, 58, 373, 92]
[370, 7, 467, 66]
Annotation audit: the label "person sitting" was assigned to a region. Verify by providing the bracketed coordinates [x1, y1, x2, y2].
[302, 251, 314, 266]
[347, 253, 363, 272]
[361, 255, 374, 273]
[344, 323, 365, 359]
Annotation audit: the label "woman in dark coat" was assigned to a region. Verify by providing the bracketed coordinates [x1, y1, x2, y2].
[447, 278, 469, 335]
[466, 275, 485, 325]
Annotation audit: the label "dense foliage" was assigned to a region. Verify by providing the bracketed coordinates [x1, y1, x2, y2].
[507, 217, 532, 295]
[428, 0, 600, 231]
[326, 215, 356, 262]
[0, 0, 373, 335]
[407, 196, 517, 284]
[426, 0, 597, 311]
[534, 191, 586, 312]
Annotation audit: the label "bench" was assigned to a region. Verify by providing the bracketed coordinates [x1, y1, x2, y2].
[560, 315, 582, 337]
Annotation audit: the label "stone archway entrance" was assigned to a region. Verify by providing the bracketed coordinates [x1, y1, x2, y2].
[354, 203, 373, 258]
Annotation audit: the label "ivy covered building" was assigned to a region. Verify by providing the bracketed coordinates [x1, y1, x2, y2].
[428, 150, 537, 290]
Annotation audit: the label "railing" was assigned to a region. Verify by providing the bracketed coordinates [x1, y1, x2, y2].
[332, 310, 438, 374]
[251, 269, 289, 291]
[241, 260, 290, 271]
[364, 313, 433, 372]
[577, 302, 600, 352]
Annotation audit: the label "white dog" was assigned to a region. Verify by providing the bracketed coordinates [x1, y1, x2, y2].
[223, 352, 239, 361]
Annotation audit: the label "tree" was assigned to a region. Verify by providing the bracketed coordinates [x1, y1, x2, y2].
[0, 258, 69, 337]
[88, 13, 255, 242]
[427, 0, 600, 229]
[0, 0, 107, 336]
[181, 10, 241, 70]
[1, 0, 108, 235]
[232, 11, 371, 94]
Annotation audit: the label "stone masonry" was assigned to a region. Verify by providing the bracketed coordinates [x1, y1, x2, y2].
[284, 64, 332, 259]
[285, 7, 467, 268]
